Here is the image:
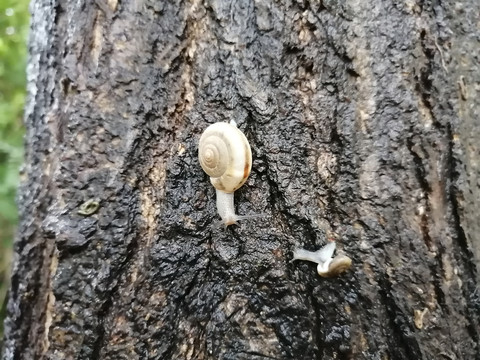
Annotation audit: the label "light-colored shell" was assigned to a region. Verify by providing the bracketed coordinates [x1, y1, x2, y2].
[319, 255, 352, 277]
[293, 242, 352, 278]
[198, 121, 252, 193]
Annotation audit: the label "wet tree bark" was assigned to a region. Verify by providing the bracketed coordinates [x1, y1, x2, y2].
[2, 0, 480, 359]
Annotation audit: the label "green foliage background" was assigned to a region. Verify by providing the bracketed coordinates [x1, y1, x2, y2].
[0, 0, 29, 337]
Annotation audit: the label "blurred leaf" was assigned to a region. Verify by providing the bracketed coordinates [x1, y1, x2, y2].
[0, 0, 29, 339]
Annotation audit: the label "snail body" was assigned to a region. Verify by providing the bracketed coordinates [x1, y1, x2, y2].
[293, 242, 352, 277]
[198, 120, 258, 226]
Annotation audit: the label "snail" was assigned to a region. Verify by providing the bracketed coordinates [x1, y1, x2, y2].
[198, 120, 261, 226]
[293, 242, 352, 277]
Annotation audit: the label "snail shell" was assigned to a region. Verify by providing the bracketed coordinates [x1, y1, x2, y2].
[293, 242, 352, 277]
[198, 120, 252, 193]
[319, 255, 352, 277]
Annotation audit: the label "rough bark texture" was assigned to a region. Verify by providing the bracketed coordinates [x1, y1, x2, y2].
[2, 0, 480, 359]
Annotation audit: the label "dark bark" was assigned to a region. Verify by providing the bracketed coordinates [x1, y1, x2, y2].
[2, 0, 480, 359]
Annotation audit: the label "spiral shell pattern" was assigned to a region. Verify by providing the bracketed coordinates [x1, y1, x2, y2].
[320, 255, 352, 278]
[198, 121, 252, 193]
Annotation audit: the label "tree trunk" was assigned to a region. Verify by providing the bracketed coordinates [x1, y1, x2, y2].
[2, 0, 480, 359]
